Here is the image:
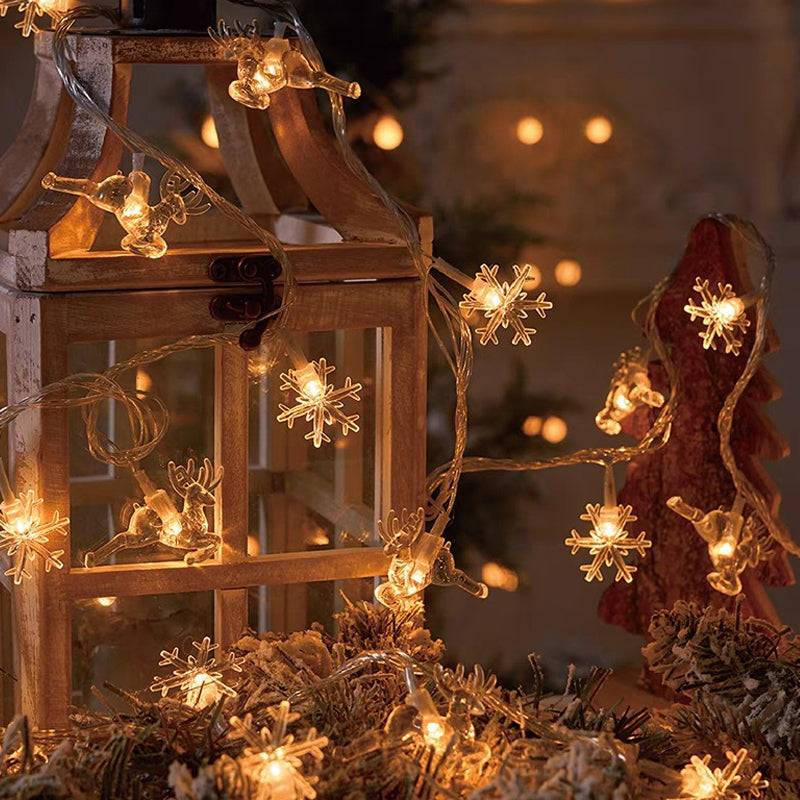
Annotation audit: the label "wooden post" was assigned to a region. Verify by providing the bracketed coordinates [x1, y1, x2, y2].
[214, 343, 249, 647]
[7, 294, 71, 728]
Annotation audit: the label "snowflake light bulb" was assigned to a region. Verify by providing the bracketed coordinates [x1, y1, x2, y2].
[596, 348, 665, 435]
[277, 356, 362, 448]
[0, 0, 68, 37]
[41, 166, 209, 259]
[666, 495, 761, 596]
[684, 278, 754, 355]
[458, 263, 552, 346]
[0, 459, 67, 584]
[210, 21, 361, 111]
[228, 702, 328, 800]
[565, 465, 651, 583]
[150, 636, 243, 709]
[671, 749, 768, 800]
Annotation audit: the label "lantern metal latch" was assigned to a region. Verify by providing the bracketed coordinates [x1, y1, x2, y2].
[208, 254, 282, 351]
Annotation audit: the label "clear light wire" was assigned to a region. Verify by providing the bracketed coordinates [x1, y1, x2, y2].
[0, 4, 788, 561]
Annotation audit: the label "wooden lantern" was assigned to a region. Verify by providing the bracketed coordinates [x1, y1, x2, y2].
[0, 31, 428, 727]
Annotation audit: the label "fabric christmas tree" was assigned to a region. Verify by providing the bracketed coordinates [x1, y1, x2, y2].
[599, 217, 795, 635]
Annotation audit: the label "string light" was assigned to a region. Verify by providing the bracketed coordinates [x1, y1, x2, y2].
[150, 636, 243, 709]
[671, 749, 768, 800]
[0, 0, 67, 37]
[201, 114, 220, 149]
[596, 348, 665, 435]
[210, 20, 361, 111]
[41, 166, 210, 258]
[228, 702, 328, 800]
[521, 415, 543, 437]
[0, 459, 66, 584]
[83, 458, 223, 567]
[666, 495, 761, 596]
[372, 114, 404, 150]
[375, 508, 488, 608]
[481, 562, 519, 592]
[565, 465, 651, 582]
[516, 116, 544, 145]
[440, 262, 552, 346]
[277, 353, 362, 449]
[684, 278, 752, 355]
[541, 415, 568, 443]
[384, 667, 491, 780]
[584, 116, 613, 144]
[554, 258, 582, 287]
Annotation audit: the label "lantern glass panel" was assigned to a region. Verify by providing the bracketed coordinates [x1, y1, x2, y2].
[247, 328, 381, 558]
[71, 590, 214, 711]
[68, 339, 215, 567]
[246, 576, 376, 636]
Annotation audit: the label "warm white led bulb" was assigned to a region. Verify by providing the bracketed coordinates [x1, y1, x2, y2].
[596, 348, 665, 436]
[42, 169, 209, 259]
[277, 358, 362, 448]
[667, 495, 759, 596]
[684, 278, 751, 355]
[0, 489, 67, 585]
[459, 264, 552, 346]
[211, 23, 361, 111]
[566, 498, 651, 583]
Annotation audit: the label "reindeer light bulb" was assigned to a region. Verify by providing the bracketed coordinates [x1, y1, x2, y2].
[596, 348, 665, 435]
[210, 20, 361, 111]
[384, 667, 491, 780]
[84, 458, 223, 568]
[41, 166, 209, 258]
[667, 495, 761, 596]
[375, 508, 488, 609]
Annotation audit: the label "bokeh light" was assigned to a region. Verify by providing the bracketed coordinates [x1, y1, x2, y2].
[373, 115, 404, 150]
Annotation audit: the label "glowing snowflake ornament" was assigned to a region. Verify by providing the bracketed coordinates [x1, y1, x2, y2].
[672, 749, 768, 800]
[684, 278, 751, 355]
[0, 0, 68, 37]
[0, 487, 67, 585]
[460, 264, 552, 346]
[150, 636, 244, 709]
[566, 503, 651, 583]
[228, 701, 328, 800]
[277, 359, 361, 448]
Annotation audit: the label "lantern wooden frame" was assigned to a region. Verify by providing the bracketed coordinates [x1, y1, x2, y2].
[0, 31, 429, 727]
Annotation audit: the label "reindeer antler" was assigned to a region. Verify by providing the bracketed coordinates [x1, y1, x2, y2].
[168, 458, 196, 496]
[160, 171, 210, 216]
[197, 457, 223, 492]
[208, 18, 262, 58]
[377, 507, 425, 553]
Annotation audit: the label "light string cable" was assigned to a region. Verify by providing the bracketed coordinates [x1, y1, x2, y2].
[0, 5, 304, 469]
[228, 0, 474, 527]
[230, 0, 692, 513]
[285, 649, 557, 740]
[426, 267, 679, 493]
[51, 4, 298, 325]
[711, 213, 800, 556]
[0, 371, 168, 468]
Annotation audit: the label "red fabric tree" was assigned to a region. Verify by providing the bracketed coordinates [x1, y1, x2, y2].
[599, 218, 795, 636]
